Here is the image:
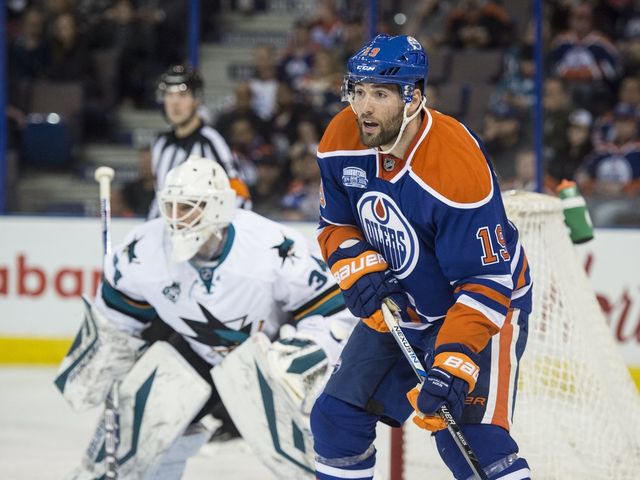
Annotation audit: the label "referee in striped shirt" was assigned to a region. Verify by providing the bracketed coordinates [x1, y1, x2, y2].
[148, 64, 251, 218]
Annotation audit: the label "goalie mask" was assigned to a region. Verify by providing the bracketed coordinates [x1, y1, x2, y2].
[158, 156, 236, 263]
[343, 34, 429, 154]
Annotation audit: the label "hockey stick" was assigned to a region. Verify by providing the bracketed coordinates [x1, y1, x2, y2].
[95, 166, 119, 479]
[380, 300, 489, 480]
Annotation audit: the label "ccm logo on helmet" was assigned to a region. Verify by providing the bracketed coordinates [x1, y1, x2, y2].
[355, 65, 376, 71]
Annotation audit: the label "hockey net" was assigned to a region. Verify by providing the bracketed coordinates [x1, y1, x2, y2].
[380, 191, 640, 480]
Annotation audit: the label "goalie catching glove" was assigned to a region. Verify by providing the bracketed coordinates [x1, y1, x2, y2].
[328, 239, 417, 331]
[407, 343, 480, 432]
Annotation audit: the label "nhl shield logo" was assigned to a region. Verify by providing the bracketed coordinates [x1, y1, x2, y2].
[357, 192, 419, 279]
[162, 282, 181, 303]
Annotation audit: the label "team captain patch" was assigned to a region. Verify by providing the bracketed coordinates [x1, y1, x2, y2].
[357, 192, 419, 279]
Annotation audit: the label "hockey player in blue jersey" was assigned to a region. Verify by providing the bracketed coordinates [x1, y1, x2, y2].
[311, 34, 533, 480]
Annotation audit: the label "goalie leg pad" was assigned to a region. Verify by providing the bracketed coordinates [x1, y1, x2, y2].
[145, 422, 213, 480]
[212, 332, 317, 479]
[435, 424, 530, 480]
[71, 341, 212, 479]
[311, 393, 377, 480]
[55, 296, 147, 411]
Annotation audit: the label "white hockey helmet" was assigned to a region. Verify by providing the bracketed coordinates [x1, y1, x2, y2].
[158, 156, 236, 262]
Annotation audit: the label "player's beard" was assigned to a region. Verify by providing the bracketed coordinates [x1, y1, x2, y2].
[358, 109, 403, 148]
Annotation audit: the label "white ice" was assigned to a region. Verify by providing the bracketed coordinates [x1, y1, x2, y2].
[0, 367, 276, 480]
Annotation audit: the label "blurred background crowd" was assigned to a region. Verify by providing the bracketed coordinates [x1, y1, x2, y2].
[5, 0, 640, 225]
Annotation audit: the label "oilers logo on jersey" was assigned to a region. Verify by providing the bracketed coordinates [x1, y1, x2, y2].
[357, 192, 418, 279]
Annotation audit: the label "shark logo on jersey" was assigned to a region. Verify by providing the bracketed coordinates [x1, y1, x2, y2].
[342, 167, 368, 188]
[182, 303, 251, 352]
[162, 281, 181, 303]
[113, 255, 122, 285]
[125, 237, 142, 263]
[357, 192, 419, 279]
[272, 236, 298, 266]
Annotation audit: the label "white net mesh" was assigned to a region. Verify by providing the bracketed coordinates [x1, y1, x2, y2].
[386, 191, 640, 480]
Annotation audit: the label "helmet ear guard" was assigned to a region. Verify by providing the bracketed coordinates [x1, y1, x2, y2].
[158, 156, 236, 262]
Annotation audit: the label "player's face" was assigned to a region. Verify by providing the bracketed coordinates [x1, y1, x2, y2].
[163, 201, 205, 230]
[163, 89, 199, 126]
[352, 83, 404, 148]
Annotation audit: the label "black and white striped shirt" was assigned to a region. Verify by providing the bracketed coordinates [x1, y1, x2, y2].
[148, 122, 250, 218]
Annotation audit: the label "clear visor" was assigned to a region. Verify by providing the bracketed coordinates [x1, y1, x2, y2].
[156, 83, 190, 102]
[342, 75, 416, 104]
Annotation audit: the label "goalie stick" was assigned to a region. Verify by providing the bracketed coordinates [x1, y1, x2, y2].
[95, 166, 120, 480]
[381, 300, 489, 480]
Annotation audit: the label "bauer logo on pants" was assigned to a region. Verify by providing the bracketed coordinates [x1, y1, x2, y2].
[357, 192, 419, 279]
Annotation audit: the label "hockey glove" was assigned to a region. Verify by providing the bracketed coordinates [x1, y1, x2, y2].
[327, 239, 412, 330]
[406, 343, 480, 432]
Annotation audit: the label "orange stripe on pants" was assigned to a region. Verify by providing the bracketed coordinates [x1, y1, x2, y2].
[491, 309, 514, 430]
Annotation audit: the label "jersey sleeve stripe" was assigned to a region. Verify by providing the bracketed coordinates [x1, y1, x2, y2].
[514, 254, 530, 290]
[456, 291, 510, 317]
[435, 302, 500, 353]
[317, 224, 365, 262]
[454, 282, 512, 308]
[456, 294, 507, 330]
[292, 286, 346, 321]
[101, 279, 158, 323]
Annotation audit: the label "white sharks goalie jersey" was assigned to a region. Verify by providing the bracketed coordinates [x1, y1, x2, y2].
[96, 210, 346, 366]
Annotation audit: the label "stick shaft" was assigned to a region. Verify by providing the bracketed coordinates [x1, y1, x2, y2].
[94, 167, 119, 479]
[380, 302, 488, 480]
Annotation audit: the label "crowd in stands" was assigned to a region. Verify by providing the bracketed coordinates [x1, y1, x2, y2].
[6, 0, 640, 225]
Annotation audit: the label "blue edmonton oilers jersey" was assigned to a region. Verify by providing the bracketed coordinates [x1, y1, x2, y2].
[317, 106, 532, 344]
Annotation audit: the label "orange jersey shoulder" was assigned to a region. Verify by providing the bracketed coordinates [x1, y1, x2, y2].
[318, 106, 368, 154]
[411, 110, 492, 204]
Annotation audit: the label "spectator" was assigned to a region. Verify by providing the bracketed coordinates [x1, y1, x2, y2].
[546, 108, 594, 190]
[297, 49, 343, 123]
[548, 2, 622, 114]
[46, 13, 91, 82]
[501, 148, 538, 192]
[491, 43, 535, 122]
[228, 117, 276, 189]
[268, 81, 316, 158]
[309, 0, 344, 49]
[482, 101, 527, 180]
[214, 81, 270, 146]
[543, 77, 574, 164]
[277, 19, 316, 88]
[336, 15, 366, 64]
[592, 77, 640, 147]
[121, 148, 156, 216]
[252, 155, 288, 219]
[280, 144, 322, 221]
[249, 44, 279, 120]
[445, 0, 513, 49]
[577, 102, 640, 211]
[280, 118, 322, 220]
[10, 8, 48, 82]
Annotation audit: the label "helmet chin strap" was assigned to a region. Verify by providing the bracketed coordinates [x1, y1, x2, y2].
[378, 96, 427, 155]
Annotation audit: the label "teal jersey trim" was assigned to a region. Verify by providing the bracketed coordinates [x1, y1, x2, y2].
[101, 279, 158, 324]
[190, 225, 236, 293]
